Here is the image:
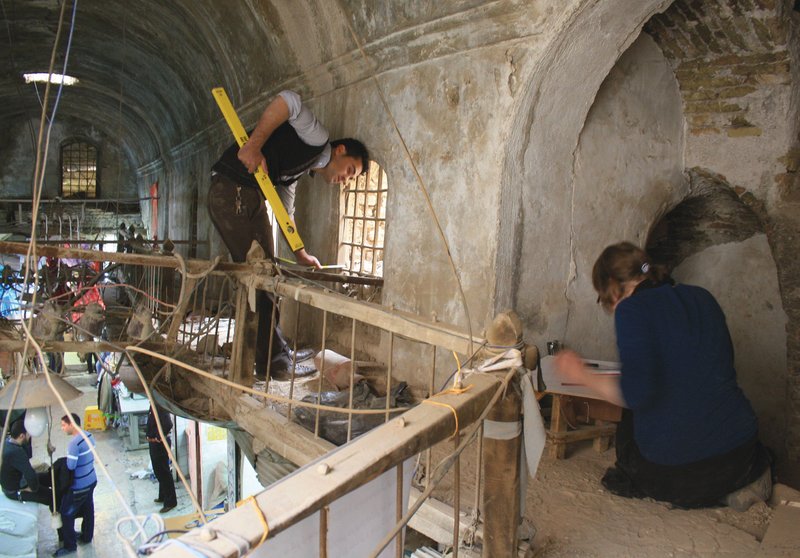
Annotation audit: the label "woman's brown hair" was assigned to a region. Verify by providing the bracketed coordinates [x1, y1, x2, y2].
[592, 242, 670, 311]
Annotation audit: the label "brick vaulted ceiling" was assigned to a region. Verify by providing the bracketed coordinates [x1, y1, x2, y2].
[645, 0, 794, 137]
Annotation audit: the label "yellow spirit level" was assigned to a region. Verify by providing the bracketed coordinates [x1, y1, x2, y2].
[211, 87, 304, 252]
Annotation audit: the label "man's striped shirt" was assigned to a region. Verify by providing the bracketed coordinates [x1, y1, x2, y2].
[66, 432, 97, 489]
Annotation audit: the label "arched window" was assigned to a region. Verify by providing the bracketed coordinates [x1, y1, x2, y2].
[61, 140, 98, 198]
[338, 161, 387, 277]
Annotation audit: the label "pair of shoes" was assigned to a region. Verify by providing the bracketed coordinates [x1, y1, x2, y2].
[154, 498, 163, 503]
[53, 547, 76, 557]
[286, 347, 315, 362]
[159, 504, 177, 513]
[270, 362, 316, 380]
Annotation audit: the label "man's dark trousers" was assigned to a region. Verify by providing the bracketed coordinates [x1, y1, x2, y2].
[58, 482, 96, 549]
[207, 174, 292, 375]
[149, 439, 176, 507]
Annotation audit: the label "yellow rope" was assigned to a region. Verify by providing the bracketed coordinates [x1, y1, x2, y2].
[421, 400, 460, 438]
[237, 495, 270, 547]
[420, 384, 473, 438]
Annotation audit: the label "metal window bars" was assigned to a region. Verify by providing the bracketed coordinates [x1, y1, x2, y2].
[339, 161, 387, 278]
[61, 141, 98, 198]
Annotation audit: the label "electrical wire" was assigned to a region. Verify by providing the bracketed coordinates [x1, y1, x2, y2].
[334, 1, 475, 358]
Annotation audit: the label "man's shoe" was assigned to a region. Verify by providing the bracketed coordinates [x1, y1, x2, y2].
[287, 347, 315, 362]
[77, 533, 91, 545]
[154, 498, 163, 503]
[271, 362, 316, 381]
[53, 547, 76, 557]
[160, 504, 177, 513]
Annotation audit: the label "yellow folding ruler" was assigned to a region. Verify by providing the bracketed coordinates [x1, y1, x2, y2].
[211, 87, 304, 252]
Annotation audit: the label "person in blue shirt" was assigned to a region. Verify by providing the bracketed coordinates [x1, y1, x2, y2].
[53, 413, 97, 557]
[555, 242, 772, 509]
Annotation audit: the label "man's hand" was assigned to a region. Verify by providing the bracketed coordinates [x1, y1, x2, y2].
[294, 248, 321, 269]
[238, 141, 267, 174]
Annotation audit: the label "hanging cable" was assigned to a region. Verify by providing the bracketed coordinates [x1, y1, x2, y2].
[334, 1, 475, 358]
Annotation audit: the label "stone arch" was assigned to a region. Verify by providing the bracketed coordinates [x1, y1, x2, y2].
[496, 0, 798, 461]
[494, 0, 674, 332]
[646, 169, 787, 454]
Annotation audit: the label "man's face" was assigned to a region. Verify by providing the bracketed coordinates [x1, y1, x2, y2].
[322, 146, 363, 185]
[61, 420, 72, 436]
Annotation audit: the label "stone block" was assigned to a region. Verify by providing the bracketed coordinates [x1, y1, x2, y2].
[779, 149, 800, 172]
[727, 126, 762, 137]
[684, 100, 743, 114]
[775, 173, 800, 203]
[717, 85, 757, 98]
[690, 127, 721, 136]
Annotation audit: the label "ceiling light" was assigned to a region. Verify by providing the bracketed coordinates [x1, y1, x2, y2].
[23, 72, 78, 86]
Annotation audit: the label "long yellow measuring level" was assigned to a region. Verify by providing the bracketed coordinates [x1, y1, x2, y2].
[211, 87, 304, 252]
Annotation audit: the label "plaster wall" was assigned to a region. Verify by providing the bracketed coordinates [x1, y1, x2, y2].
[0, 117, 136, 201]
[563, 34, 686, 359]
[146, 1, 585, 388]
[495, 0, 674, 345]
[672, 235, 787, 453]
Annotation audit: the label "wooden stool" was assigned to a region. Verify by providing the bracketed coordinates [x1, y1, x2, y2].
[547, 394, 620, 459]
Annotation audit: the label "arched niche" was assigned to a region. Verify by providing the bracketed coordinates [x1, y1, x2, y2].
[647, 170, 787, 455]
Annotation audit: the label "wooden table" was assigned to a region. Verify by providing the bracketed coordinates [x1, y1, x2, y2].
[539, 355, 623, 459]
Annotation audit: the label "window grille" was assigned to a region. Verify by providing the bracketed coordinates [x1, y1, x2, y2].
[338, 161, 387, 277]
[61, 141, 98, 198]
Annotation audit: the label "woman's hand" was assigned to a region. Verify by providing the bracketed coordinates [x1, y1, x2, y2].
[554, 349, 626, 407]
[554, 349, 588, 385]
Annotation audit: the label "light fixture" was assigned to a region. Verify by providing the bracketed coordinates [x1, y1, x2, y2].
[0, 371, 82, 411]
[22, 72, 78, 86]
[24, 406, 48, 436]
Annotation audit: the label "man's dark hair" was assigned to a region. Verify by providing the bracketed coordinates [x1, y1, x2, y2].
[61, 412, 81, 427]
[331, 138, 370, 175]
[10, 419, 26, 439]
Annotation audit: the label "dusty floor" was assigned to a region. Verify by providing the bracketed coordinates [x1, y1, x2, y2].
[30, 371, 196, 558]
[430, 432, 778, 558]
[526, 444, 772, 557]
[24, 367, 785, 557]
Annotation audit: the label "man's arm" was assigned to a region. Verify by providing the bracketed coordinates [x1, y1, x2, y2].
[238, 95, 291, 173]
[12, 447, 40, 491]
[65, 437, 78, 471]
[276, 184, 321, 268]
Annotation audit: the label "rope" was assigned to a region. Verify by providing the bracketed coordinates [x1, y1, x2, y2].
[421, 385, 474, 438]
[236, 495, 270, 547]
[369, 367, 518, 558]
[125, 346, 411, 417]
[335, 1, 474, 357]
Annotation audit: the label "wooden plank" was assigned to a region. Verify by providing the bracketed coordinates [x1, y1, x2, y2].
[548, 393, 567, 459]
[233, 396, 335, 467]
[149, 372, 502, 558]
[0, 339, 167, 352]
[548, 424, 616, 442]
[248, 276, 485, 356]
[482, 374, 522, 557]
[0, 240, 246, 273]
